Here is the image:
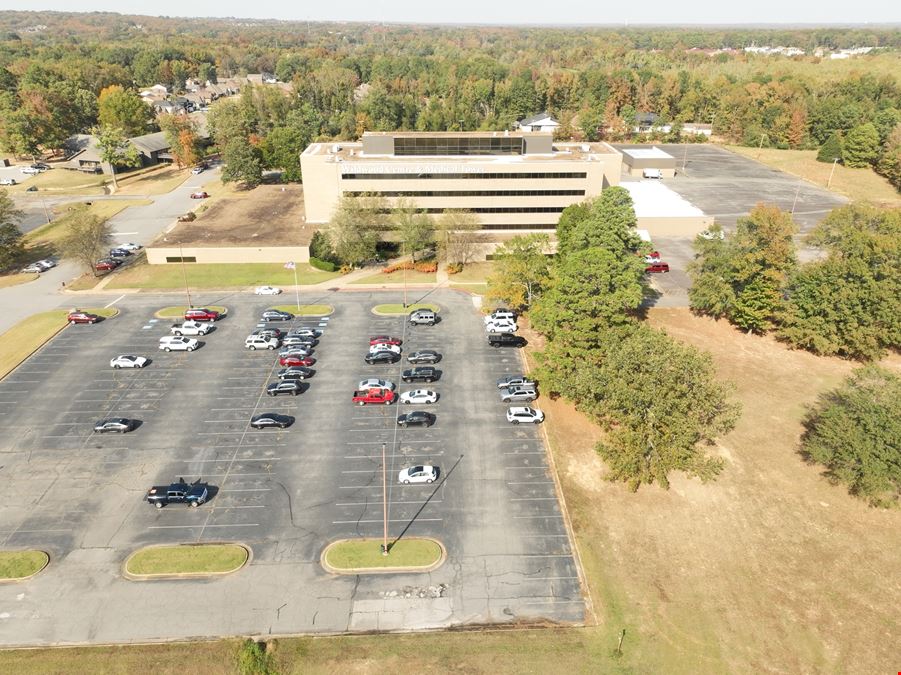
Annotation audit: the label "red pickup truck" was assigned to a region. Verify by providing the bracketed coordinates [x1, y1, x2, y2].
[352, 388, 396, 406]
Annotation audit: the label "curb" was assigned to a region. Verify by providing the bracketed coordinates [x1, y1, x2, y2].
[153, 305, 229, 320]
[371, 303, 441, 316]
[320, 538, 446, 575]
[122, 542, 252, 581]
[0, 550, 50, 583]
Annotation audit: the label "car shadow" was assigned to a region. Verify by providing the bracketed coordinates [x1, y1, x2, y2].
[390, 454, 463, 549]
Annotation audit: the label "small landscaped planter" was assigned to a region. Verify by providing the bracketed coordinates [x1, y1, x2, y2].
[321, 538, 445, 575]
[0, 550, 50, 582]
[124, 543, 250, 580]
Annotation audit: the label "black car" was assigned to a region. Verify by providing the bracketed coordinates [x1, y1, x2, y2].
[109, 248, 131, 258]
[277, 366, 314, 380]
[146, 479, 209, 508]
[407, 350, 441, 364]
[261, 309, 293, 322]
[397, 411, 435, 428]
[401, 366, 439, 383]
[488, 333, 526, 348]
[250, 413, 294, 429]
[365, 350, 400, 365]
[287, 333, 319, 346]
[93, 417, 135, 433]
[267, 380, 303, 396]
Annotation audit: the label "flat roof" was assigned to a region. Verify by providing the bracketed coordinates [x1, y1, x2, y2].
[362, 130, 548, 139]
[303, 141, 620, 163]
[622, 181, 705, 218]
[620, 146, 674, 160]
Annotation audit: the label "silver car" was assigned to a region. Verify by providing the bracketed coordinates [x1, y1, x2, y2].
[499, 386, 537, 403]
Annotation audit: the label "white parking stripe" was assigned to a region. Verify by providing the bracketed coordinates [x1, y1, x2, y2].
[332, 518, 442, 524]
[148, 523, 258, 529]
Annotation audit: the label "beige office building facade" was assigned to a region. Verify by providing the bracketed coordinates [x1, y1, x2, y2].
[300, 131, 623, 232]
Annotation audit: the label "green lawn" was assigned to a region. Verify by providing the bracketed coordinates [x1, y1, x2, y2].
[324, 538, 443, 570]
[350, 269, 437, 285]
[107, 262, 340, 290]
[154, 305, 228, 319]
[8, 169, 107, 195]
[269, 304, 334, 316]
[0, 550, 49, 580]
[448, 261, 495, 283]
[0, 272, 38, 289]
[24, 200, 152, 247]
[0, 308, 117, 380]
[126, 544, 248, 576]
[372, 302, 440, 315]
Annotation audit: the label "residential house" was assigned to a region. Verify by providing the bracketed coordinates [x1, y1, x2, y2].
[515, 112, 560, 133]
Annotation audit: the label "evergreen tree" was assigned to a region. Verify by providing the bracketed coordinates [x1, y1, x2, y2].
[816, 132, 843, 163]
[842, 123, 880, 168]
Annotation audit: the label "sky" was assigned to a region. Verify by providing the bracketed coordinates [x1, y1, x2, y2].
[0, 0, 899, 26]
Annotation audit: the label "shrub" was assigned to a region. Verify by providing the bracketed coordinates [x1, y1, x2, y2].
[236, 638, 277, 675]
[415, 261, 437, 273]
[309, 256, 336, 272]
[339, 264, 353, 275]
[447, 262, 463, 274]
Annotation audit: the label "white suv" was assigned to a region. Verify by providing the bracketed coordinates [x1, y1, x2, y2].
[245, 335, 280, 350]
[158, 336, 198, 352]
[506, 406, 545, 424]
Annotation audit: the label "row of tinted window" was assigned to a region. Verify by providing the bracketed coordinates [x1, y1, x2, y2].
[345, 190, 585, 198]
[342, 172, 587, 180]
[394, 137, 524, 156]
[387, 207, 565, 214]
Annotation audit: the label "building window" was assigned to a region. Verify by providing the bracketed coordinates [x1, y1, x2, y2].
[342, 171, 588, 180]
[165, 256, 197, 263]
[393, 136, 525, 156]
[344, 189, 585, 197]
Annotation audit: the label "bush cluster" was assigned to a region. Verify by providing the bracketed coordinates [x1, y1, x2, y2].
[382, 261, 437, 274]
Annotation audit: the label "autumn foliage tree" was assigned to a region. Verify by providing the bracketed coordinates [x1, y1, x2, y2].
[158, 114, 200, 168]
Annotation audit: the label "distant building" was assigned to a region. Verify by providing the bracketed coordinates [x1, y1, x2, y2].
[515, 112, 560, 133]
[682, 123, 713, 137]
[620, 146, 677, 178]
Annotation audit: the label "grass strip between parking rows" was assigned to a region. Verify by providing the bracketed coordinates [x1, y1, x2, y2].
[154, 305, 228, 319]
[125, 544, 248, 576]
[0, 308, 118, 381]
[372, 303, 440, 315]
[0, 550, 49, 580]
[268, 304, 334, 316]
[324, 538, 443, 571]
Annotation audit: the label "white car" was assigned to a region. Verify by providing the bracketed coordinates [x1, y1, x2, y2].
[486, 322, 517, 334]
[191, 166, 204, 174]
[398, 465, 438, 484]
[170, 320, 212, 336]
[254, 285, 282, 295]
[245, 335, 280, 350]
[158, 336, 198, 352]
[118, 242, 143, 251]
[358, 378, 395, 391]
[110, 354, 148, 369]
[20, 166, 42, 174]
[400, 389, 438, 405]
[484, 310, 516, 324]
[369, 343, 401, 355]
[699, 229, 725, 240]
[291, 328, 322, 338]
[506, 406, 545, 424]
[0, 177, 16, 186]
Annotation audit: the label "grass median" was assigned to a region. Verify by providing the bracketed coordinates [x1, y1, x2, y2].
[269, 304, 334, 316]
[0, 272, 39, 289]
[106, 261, 340, 290]
[0, 550, 49, 580]
[323, 538, 443, 572]
[0, 308, 118, 380]
[126, 544, 248, 577]
[350, 269, 437, 285]
[155, 305, 228, 319]
[372, 302, 440, 315]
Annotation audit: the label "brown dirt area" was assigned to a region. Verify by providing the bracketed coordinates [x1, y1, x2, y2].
[160, 184, 312, 247]
[525, 308, 901, 673]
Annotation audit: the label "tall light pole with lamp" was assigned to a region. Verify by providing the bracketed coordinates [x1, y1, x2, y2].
[826, 157, 840, 189]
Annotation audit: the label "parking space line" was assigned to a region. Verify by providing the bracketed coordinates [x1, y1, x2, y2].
[331, 518, 442, 524]
[345, 439, 440, 445]
[148, 523, 259, 529]
[182, 457, 282, 462]
[335, 499, 444, 507]
[219, 488, 272, 492]
[503, 451, 546, 455]
[514, 514, 564, 519]
[507, 481, 554, 485]
[510, 497, 558, 501]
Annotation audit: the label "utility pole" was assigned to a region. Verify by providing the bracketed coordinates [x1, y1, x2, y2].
[827, 157, 839, 188]
[179, 245, 192, 308]
[381, 442, 389, 556]
[402, 242, 408, 309]
[791, 184, 801, 215]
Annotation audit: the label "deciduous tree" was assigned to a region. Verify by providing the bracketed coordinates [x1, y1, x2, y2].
[391, 200, 433, 262]
[58, 206, 112, 276]
[98, 85, 154, 137]
[435, 210, 482, 266]
[93, 125, 141, 189]
[326, 194, 387, 267]
[0, 189, 24, 271]
[485, 233, 552, 311]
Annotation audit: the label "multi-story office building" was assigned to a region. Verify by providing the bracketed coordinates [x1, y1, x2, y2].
[300, 131, 623, 232]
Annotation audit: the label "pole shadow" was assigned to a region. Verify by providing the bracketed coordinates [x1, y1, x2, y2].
[389, 454, 464, 550]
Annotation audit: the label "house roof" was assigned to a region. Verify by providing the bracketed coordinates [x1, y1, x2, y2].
[130, 132, 170, 154]
[62, 134, 104, 165]
[517, 111, 558, 127]
[635, 112, 659, 125]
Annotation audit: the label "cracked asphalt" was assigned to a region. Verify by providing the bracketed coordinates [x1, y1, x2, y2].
[0, 289, 583, 646]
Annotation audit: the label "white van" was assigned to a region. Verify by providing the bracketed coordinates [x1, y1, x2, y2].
[643, 168, 663, 179]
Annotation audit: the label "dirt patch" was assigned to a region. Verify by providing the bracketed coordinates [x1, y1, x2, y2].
[160, 184, 312, 246]
[531, 308, 901, 672]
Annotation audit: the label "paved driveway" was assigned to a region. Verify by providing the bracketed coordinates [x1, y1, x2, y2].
[0, 290, 583, 646]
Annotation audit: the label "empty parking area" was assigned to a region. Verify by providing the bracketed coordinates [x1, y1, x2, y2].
[0, 290, 582, 644]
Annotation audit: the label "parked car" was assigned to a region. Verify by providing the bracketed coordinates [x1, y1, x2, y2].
[369, 335, 402, 346]
[118, 242, 143, 251]
[282, 335, 315, 347]
[358, 378, 395, 391]
[643, 168, 663, 179]
[290, 328, 321, 338]
[261, 309, 293, 322]
[401, 367, 438, 383]
[145, 479, 209, 508]
[277, 366, 314, 380]
[397, 411, 435, 428]
[409, 309, 436, 325]
[506, 406, 545, 424]
[278, 347, 313, 360]
[250, 413, 293, 429]
[22, 263, 46, 273]
[399, 389, 438, 405]
[497, 375, 536, 389]
[352, 388, 396, 406]
[190, 191, 209, 199]
[184, 308, 221, 321]
[20, 166, 43, 174]
[23, 259, 55, 272]
[280, 354, 315, 367]
[407, 350, 441, 364]
[365, 350, 400, 365]
[255, 286, 282, 295]
[245, 335, 280, 350]
[369, 343, 401, 355]
[110, 354, 148, 369]
[251, 327, 284, 339]
[93, 417, 136, 433]
[67, 311, 100, 324]
[500, 386, 537, 403]
[158, 336, 199, 352]
[266, 380, 303, 397]
[645, 262, 670, 273]
[644, 252, 661, 263]
[398, 465, 438, 484]
[191, 166, 205, 175]
[0, 177, 16, 186]
[170, 320, 212, 336]
[485, 321, 517, 334]
[700, 229, 725, 240]
[94, 260, 118, 272]
[32, 162, 50, 170]
[109, 248, 131, 258]
[489, 333, 526, 348]
[484, 309, 516, 324]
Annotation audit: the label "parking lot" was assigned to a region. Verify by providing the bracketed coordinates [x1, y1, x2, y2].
[0, 290, 583, 645]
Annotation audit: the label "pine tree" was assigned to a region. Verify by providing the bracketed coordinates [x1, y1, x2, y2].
[816, 132, 844, 163]
[842, 123, 880, 168]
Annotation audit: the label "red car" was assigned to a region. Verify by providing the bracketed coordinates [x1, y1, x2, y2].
[645, 262, 670, 273]
[68, 311, 100, 324]
[279, 355, 315, 367]
[94, 260, 119, 272]
[190, 191, 209, 199]
[184, 308, 221, 321]
[352, 388, 396, 406]
[369, 335, 402, 346]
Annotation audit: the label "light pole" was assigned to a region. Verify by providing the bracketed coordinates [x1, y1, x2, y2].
[682, 143, 688, 173]
[826, 157, 839, 189]
[791, 184, 801, 215]
[756, 132, 768, 159]
[179, 244, 192, 309]
[381, 442, 389, 556]
[402, 242, 408, 309]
